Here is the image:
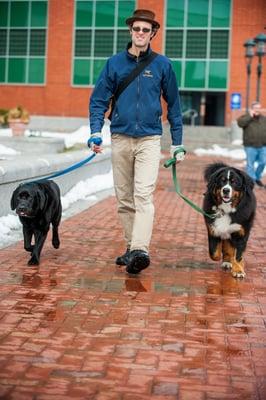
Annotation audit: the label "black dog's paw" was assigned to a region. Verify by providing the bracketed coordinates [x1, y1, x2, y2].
[28, 256, 39, 266]
[52, 239, 60, 249]
[25, 245, 34, 253]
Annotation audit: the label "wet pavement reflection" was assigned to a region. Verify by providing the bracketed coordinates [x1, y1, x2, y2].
[0, 155, 265, 399]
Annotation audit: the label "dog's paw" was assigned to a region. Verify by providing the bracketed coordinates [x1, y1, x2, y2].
[231, 269, 246, 279]
[221, 261, 232, 270]
[52, 239, 60, 249]
[231, 259, 246, 279]
[28, 256, 39, 266]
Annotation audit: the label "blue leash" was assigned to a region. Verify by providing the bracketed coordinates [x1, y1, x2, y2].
[29, 137, 102, 183]
[36, 152, 96, 182]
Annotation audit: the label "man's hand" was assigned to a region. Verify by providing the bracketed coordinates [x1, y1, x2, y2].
[88, 134, 103, 153]
[170, 145, 186, 163]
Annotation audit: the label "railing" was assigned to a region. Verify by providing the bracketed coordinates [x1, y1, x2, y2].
[182, 109, 198, 126]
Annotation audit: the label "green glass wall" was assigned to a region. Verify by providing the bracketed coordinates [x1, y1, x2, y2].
[0, 1, 48, 85]
[165, 0, 231, 90]
[73, 0, 135, 86]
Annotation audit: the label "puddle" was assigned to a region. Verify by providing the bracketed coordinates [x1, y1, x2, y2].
[22, 273, 43, 288]
[125, 278, 148, 292]
[163, 261, 215, 270]
[73, 277, 124, 293]
[0, 271, 22, 285]
[72, 275, 207, 297]
[20, 268, 58, 289]
[155, 282, 189, 295]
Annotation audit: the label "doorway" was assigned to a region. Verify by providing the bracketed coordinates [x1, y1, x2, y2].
[204, 93, 225, 126]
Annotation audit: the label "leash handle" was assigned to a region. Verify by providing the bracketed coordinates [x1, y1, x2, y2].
[164, 157, 177, 169]
[87, 136, 103, 147]
[164, 147, 186, 169]
[164, 153, 216, 219]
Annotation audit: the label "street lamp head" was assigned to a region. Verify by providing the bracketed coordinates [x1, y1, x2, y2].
[244, 39, 256, 58]
[254, 33, 266, 57]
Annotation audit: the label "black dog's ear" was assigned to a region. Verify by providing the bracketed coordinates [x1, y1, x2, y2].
[207, 175, 217, 192]
[37, 189, 47, 210]
[204, 162, 228, 182]
[241, 171, 255, 192]
[10, 187, 20, 210]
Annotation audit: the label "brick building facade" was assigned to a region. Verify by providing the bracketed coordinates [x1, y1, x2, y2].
[0, 0, 265, 127]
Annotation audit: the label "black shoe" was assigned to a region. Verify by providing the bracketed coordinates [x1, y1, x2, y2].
[126, 250, 150, 274]
[255, 180, 265, 188]
[115, 248, 130, 266]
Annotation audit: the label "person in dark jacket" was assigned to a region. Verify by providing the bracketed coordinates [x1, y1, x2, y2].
[88, 9, 185, 274]
[237, 101, 266, 188]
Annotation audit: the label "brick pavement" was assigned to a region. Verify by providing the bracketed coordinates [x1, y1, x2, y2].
[0, 153, 266, 400]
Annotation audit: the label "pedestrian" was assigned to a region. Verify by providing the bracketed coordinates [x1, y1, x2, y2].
[237, 101, 266, 188]
[88, 9, 185, 274]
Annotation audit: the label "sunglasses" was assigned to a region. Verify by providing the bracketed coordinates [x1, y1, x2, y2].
[132, 26, 152, 33]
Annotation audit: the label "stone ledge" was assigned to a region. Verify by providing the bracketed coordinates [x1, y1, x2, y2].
[0, 148, 112, 217]
[0, 135, 65, 154]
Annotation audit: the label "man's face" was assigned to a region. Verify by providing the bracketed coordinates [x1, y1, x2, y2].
[130, 21, 153, 49]
[252, 103, 262, 116]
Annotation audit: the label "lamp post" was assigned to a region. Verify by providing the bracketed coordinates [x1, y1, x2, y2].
[243, 39, 255, 111]
[254, 33, 266, 102]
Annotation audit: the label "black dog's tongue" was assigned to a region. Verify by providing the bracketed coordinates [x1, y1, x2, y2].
[17, 211, 30, 217]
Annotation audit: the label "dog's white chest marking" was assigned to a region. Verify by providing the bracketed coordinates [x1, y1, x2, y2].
[212, 204, 241, 239]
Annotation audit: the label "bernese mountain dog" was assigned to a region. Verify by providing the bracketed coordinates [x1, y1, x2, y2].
[203, 162, 256, 278]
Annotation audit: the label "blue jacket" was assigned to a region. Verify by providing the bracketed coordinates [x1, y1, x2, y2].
[89, 45, 183, 145]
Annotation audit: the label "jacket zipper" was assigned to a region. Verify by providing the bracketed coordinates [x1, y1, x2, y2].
[136, 56, 140, 133]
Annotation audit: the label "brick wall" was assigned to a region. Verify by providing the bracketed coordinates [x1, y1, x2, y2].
[227, 0, 266, 125]
[1, 0, 265, 126]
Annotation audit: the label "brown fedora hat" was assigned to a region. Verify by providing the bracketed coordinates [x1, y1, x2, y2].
[126, 9, 160, 30]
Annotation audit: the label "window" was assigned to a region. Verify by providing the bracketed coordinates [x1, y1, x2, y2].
[186, 30, 207, 59]
[0, 1, 48, 85]
[210, 30, 229, 58]
[166, 0, 184, 27]
[165, 0, 231, 90]
[165, 30, 183, 58]
[187, 0, 209, 27]
[211, 0, 230, 27]
[73, 0, 135, 86]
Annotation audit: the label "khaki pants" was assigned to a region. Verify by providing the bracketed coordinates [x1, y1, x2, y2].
[111, 134, 161, 253]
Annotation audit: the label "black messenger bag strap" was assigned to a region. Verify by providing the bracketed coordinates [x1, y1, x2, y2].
[108, 51, 158, 120]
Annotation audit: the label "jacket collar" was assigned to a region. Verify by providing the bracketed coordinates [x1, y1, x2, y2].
[126, 42, 151, 60]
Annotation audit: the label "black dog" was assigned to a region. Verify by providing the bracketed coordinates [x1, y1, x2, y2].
[203, 162, 256, 278]
[11, 180, 62, 265]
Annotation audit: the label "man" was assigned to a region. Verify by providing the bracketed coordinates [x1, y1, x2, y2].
[88, 9, 185, 274]
[237, 101, 266, 188]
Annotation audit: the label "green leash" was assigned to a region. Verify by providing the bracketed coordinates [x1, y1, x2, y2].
[164, 149, 216, 219]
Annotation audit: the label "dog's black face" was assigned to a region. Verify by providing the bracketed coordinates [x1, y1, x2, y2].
[211, 168, 243, 206]
[11, 184, 46, 218]
[205, 163, 254, 208]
